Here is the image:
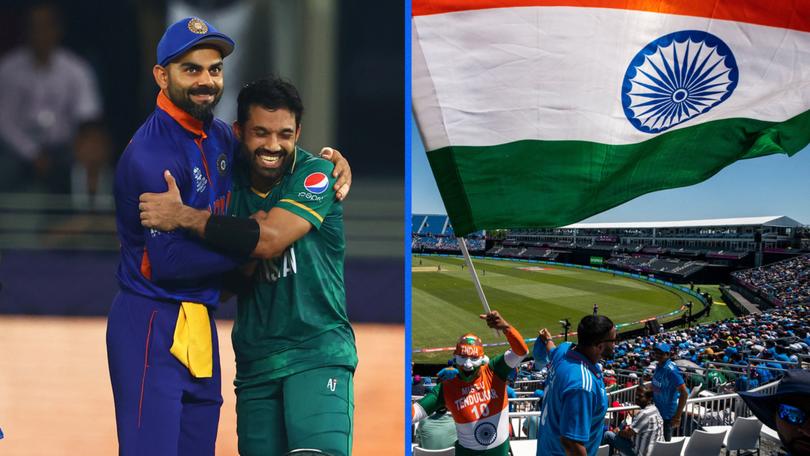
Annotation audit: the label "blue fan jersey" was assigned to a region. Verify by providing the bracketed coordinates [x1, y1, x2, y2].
[537, 343, 608, 456]
[652, 359, 685, 420]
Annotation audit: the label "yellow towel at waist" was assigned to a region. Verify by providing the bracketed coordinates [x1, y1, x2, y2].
[170, 302, 213, 378]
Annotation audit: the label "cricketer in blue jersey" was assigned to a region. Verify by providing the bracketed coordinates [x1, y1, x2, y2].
[537, 315, 615, 456]
[651, 343, 687, 441]
[108, 17, 350, 456]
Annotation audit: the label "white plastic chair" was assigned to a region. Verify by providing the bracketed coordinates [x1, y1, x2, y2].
[714, 416, 763, 455]
[681, 428, 727, 456]
[687, 383, 702, 399]
[650, 437, 686, 456]
[509, 439, 537, 456]
[413, 446, 455, 455]
[596, 444, 610, 456]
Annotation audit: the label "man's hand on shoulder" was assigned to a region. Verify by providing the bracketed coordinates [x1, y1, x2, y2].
[319, 147, 351, 201]
[140, 170, 210, 236]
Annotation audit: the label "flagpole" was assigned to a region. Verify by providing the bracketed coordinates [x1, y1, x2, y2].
[457, 236, 498, 336]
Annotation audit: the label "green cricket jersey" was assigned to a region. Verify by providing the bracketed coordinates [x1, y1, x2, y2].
[229, 148, 357, 379]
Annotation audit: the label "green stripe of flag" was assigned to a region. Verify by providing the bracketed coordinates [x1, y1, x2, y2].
[428, 109, 810, 235]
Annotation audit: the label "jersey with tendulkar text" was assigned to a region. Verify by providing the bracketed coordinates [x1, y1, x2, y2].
[418, 355, 514, 455]
[229, 148, 357, 379]
[537, 343, 608, 456]
[114, 92, 242, 307]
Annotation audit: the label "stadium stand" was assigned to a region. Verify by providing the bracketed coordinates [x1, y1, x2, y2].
[411, 214, 486, 252]
[415, 305, 810, 398]
[732, 254, 810, 306]
[602, 306, 810, 392]
[414, 215, 808, 285]
[506, 216, 802, 253]
[413, 306, 810, 448]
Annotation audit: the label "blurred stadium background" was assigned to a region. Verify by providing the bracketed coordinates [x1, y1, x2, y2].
[0, 1, 404, 454]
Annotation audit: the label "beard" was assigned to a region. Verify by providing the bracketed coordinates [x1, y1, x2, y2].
[167, 80, 222, 121]
[241, 142, 294, 187]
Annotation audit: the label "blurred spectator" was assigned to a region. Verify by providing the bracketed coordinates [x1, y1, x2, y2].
[651, 343, 687, 441]
[0, 2, 102, 193]
[740, 369, 810, 456]
[412, 375, 426, 396]
[603, 385, 663, 456]
[414, 407, 457, 450]
[71, 120, 113, 210]
[521, 389, 544, 438]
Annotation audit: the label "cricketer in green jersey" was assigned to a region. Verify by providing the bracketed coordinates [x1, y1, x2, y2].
[139, 77, 357, 456]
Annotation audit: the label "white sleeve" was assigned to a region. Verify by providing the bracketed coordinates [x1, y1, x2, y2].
[413, 402, 428, 422]
[71, 58, 102, 121]
[504, 349, 527, 368]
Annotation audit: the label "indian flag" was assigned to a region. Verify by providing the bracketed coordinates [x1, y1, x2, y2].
[413, 0, 810, 236]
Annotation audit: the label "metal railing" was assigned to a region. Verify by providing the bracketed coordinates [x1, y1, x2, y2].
[508, 397, 541, 413]
[505, 379, 781, 440]
[607, 383, 641, 405]
[513, 379, 544, 392]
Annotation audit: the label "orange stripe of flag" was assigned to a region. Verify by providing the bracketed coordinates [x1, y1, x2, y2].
[412, 0, 810, 33]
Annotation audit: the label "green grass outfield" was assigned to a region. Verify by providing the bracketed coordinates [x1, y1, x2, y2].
[412, 255, 703, 364]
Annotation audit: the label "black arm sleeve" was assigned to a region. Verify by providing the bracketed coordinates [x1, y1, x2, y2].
[204, 215, 261, 258]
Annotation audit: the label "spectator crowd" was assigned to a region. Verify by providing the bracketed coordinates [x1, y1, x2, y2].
[413, 305, 810, 455]
[732, 254, 810, 305]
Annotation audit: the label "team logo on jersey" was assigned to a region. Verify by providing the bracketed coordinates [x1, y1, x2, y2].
[193, 166, 208, 193]
[216, 153, 227, 176]
[187, 18, 208, 34]
[473, 422, 497, 446]
[303, 172, 329, 194]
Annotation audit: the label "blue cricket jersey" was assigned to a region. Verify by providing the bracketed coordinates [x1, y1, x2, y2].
[651, 359, 685, 420]
[537, 343, 608, 456]
[114, 91, 243, 307]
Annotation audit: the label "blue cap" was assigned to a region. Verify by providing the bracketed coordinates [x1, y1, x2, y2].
[157, 17, 235, 66]
[654, 343, 671, 353]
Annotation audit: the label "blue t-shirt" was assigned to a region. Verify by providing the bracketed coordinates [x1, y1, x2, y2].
[652, 359, 685, 420]
[533, 337, 550, 369]
[775, 353, 791, 366]
[537, 343, 608, 456]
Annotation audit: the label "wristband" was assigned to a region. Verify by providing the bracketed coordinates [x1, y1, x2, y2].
[203, 215, 260, 257]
